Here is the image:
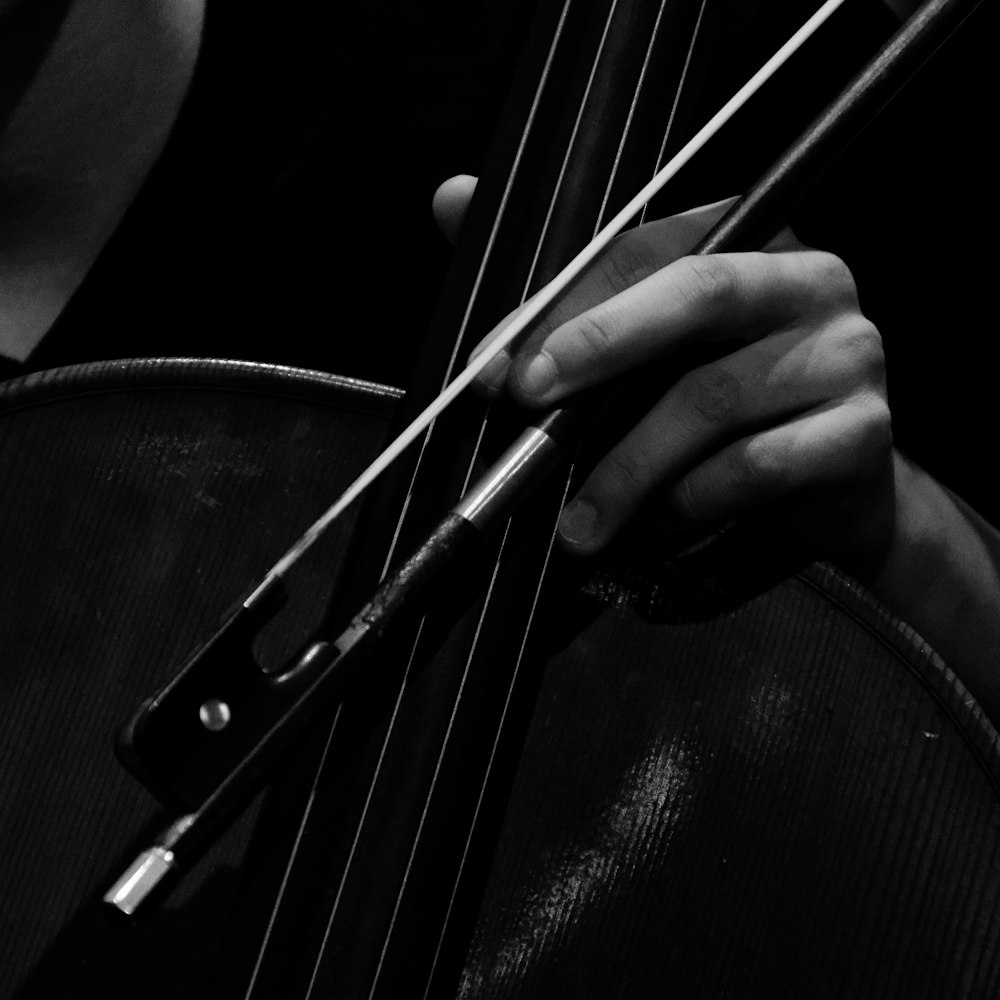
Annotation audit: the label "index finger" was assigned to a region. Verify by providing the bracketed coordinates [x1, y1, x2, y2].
[468, 198, 737, 395]
[507, 247, 855, 408]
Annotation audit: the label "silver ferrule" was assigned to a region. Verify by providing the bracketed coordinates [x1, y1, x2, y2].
[104, 845, 176, 917]
[452, 425, 564, 533]
[104, 813, 196, 917]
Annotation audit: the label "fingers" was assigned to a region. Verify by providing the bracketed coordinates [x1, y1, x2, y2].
[561, 390, 891, 553]
[448, 193, 884, 558]
[509, 249, 860, 408]
[667, 394, 891, 525]
[556, 315, 887, 553]
[469, 200, 737, 396]
[432, 175, 478, 245]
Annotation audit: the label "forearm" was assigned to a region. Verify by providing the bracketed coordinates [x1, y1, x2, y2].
[864, 451, 1000, 723]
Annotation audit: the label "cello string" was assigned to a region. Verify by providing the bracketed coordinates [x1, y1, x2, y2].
[299, 0, 634, 987]
[370, 0, 577, 584]
[366, 520, 524, 997]
[418, 470, 575, 998]
[418, 2, 712, 989]
[334, 1, 639, 987]
[251, 0, 849, 592]
[639, 0, 710, 225]
[400, 0, 633, 576]
[595, 0, 695, 230]
[398, 0, 637, 618]
[243, 5, 583, 992]
[445, 0, 671, 514]
[241, 703, 344, 997]
[516, 0, 624, 309]
[301, 620, 432, 1000]
[362, 1, 656, 985]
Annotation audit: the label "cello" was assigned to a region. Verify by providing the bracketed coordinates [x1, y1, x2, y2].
[2, 0, 999, 995]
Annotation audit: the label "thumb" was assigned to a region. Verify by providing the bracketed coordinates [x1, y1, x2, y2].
[432, 174, 478, 244]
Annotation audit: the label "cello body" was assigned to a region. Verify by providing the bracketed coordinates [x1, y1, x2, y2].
[2, 0, 1000, 996]
[4, 365, 1000, 999]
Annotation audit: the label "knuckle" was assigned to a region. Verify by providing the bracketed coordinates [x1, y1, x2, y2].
[600, 231, 662, 294]
[806, 250, 859, 305]
[571, 307, 620, 356]
[604, 444, 654, 498]
[733, 435, 789, 500]
[674, 254, 741, 311]
[677, 364, 743, 426]
[670, 472, 720, 523]
[853, 391, 894, 456]
[669, 439, 785, 523]
[669, 476, 703, 521]
[828, 316, 886, 384]
[669, 462, 736, 523]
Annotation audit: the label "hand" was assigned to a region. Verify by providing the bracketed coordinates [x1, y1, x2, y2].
[432, 176, 1000, 723]
[432, 176, 894, 575]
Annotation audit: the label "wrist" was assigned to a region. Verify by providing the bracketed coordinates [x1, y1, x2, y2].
[864, 451, 1000, 721]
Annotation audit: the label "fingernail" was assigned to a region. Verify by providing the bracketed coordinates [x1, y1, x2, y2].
[475, 350, 509, 395]
[518, 352, 556, 397]
[558, 499, 598, 547]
